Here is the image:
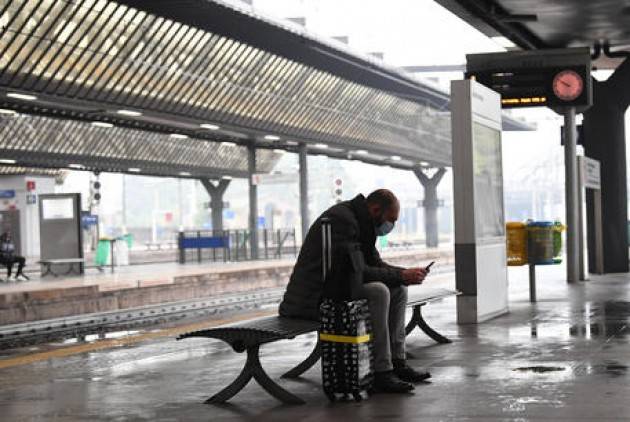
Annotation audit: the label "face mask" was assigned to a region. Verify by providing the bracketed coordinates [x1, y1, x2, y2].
[375, 220, 395, 236]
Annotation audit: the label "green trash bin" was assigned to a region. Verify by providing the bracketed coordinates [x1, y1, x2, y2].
[526, 221, 555, 265]
[552, 222, 565, 264]
[95, 239, 110, 266]
[122, 233, 133, 249]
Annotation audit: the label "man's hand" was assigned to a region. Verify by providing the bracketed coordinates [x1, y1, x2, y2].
[401, 267, 429, 285]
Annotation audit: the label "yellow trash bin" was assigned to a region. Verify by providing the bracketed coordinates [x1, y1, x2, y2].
[506, 222, 528, 266]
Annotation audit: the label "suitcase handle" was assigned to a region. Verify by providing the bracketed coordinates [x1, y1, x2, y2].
[321, 217, 332, 282]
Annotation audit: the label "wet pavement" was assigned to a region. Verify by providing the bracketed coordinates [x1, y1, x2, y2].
[1, 265, 630, 421]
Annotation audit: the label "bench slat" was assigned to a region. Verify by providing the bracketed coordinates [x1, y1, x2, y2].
[39, 258, 85, 264]
[178, 316, 319, 346]
[179, 289, 459, 348]
[407, 288, 460, 306]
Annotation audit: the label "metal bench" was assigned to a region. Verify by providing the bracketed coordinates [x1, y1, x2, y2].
[177, 287, 460, 405]
[39, 258, 85, 277]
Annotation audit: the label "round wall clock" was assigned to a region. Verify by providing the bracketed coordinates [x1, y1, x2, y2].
[552, 70, 584, 101]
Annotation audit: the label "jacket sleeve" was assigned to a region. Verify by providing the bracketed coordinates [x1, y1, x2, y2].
[373, 247, 405, 271]
[363, 246, 404, 286]
[328, 211, 404, 286]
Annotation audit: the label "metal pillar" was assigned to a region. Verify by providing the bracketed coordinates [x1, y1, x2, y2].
[248, 144, 259, 259]
[528, 264, 537, 303]
[563, 107, 579, 283]
[583, 59, 630, 273]
[413, 167, 446, 248]
[121, 174, 127, 232]
[199, 178, 231, 231]
[298, 143, 309, 241]
[177, 178, 184, 230]
[577, 159, 586, 281]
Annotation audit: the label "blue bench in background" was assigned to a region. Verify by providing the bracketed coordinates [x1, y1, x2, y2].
[178, 233, 230, 263]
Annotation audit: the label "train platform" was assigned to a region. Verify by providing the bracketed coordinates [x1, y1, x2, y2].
[0, 264, 629, 420]
[0, 247, 453, 325]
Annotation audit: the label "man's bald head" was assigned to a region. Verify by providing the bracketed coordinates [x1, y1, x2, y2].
[366, 189, 399, 211]
[366, 189, 400, 227]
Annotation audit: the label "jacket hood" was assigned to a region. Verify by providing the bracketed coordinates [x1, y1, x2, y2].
[349, 194, 376, 245]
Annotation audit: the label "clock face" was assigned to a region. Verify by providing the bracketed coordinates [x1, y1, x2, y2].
[552, 70, 584, 101]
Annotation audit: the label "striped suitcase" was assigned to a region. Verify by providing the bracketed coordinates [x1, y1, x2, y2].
[319, 217, 374, 402]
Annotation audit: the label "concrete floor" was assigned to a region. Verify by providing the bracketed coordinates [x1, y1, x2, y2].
[0, 265, 629, 421]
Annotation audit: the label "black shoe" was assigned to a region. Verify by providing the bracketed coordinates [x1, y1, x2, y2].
[393, 364, 432, 383]
[373, 371, 414, 393]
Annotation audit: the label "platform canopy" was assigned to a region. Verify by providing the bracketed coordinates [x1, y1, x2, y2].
[436, 0, 629, 69]
[0, 0, 530, 177]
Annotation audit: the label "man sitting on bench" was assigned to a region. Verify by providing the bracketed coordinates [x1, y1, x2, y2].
[280, 189, 431, 394]
[0, 230, 29, 281]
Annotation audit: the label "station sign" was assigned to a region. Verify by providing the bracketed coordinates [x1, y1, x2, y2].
[252, 172, 298, 185]
[81, 213, 98, 227]
[466, 48, 592, 110]
[0, 190, 16, 199]
[580, 156, 601, 190]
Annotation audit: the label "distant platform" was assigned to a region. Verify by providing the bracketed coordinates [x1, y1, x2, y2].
[0, 247, 453, 325]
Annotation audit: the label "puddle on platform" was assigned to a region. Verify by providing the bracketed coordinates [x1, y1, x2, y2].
[513, 366, 566, 373]
[590, 361, 629, 377]
[520, 301, 630, 341]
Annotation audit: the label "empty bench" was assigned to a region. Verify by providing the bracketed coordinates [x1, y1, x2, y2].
[39, 258, 85, 277]
[177, 287, 460, 405]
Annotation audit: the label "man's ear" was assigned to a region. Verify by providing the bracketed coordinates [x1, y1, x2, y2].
[368, 204, 381, 218]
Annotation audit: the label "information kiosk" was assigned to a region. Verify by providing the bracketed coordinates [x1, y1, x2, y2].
[451, 79, 508, 324]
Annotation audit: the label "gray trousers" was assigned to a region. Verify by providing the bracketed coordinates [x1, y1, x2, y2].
[356, 282, 407, 372]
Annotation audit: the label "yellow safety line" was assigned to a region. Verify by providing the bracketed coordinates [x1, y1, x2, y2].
[319, 333, 371, 344]
[0, 309, 275, 370]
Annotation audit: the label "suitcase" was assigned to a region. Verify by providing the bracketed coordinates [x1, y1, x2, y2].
[319, 217, 374, 402]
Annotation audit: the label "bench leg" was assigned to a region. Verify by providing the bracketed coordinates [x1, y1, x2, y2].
[64, 264, 76, 275]
[206, 345, 304, 405]
[281, 341, 321, 379]
[406, 305, 451, 344]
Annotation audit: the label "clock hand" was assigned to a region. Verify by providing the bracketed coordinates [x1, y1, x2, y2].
[560, 80, 571, 88]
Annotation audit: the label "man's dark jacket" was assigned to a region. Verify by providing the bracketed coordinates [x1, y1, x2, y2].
[279, 194, 405, 320]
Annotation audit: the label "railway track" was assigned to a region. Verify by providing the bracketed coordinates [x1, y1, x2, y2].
[0, 288, 284, 349]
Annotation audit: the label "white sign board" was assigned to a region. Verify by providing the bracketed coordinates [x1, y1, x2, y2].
[451, 79, 508, 324]
[42, 198, 75, 220]
[580, 156, 601, 190]
[254, 172, 299, 185]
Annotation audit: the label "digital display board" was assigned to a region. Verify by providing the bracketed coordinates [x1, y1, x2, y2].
[466, 48, 592, 110]
[466, 66, 589, 109]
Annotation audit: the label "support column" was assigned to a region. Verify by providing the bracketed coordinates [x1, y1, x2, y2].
[583, 58, 630, 273]
[121, 174, 127, 232]
[414, 167, 446, 248]
[200, 178, 231, 231]
[298, 143, 309, 241]
[564, 107, 579, 283]
[248, 144, 259, 259]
